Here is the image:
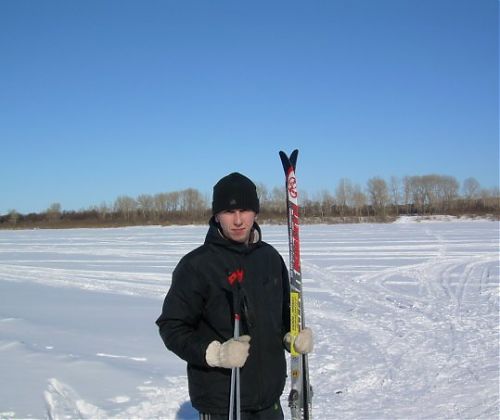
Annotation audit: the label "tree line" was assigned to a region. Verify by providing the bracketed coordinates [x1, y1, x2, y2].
[1, 175, 498, 229]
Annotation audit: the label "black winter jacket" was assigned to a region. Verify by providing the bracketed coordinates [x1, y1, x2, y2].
[156, 218, 290, 414]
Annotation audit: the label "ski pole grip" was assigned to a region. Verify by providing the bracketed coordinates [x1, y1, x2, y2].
[232, 281, 241, 339]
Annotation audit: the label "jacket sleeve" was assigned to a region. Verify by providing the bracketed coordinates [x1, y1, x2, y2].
[281, 256, 291, 338]
[156, 258, 212, 367]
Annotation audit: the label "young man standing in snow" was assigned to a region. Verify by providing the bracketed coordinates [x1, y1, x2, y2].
[156, 172, 313, 420]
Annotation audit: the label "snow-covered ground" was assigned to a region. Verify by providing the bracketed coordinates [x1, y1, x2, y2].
[0, 218, 498, 419]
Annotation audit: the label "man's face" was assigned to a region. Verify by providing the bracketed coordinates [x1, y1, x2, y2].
[215, 209, 257, 244]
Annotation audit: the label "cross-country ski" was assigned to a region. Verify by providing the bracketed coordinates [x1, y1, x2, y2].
[280, 150, 313, 420]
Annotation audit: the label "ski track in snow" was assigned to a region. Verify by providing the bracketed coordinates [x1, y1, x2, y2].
[0, 220, 498, 419]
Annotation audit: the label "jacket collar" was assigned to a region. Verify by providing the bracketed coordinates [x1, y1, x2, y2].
[205, 216, 262, 253]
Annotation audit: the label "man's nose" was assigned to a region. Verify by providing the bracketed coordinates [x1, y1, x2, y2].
[233, 211, 243, 224]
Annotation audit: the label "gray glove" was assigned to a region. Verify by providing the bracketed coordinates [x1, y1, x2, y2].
[205, 335, 251, 368]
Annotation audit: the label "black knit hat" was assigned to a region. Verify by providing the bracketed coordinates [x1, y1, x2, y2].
[212, 172, 260, 215]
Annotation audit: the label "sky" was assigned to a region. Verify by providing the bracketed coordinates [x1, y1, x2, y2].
[1, 0, 498, 215]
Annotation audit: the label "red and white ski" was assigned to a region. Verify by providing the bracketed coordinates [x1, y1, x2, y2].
[279, 149, 312, 420]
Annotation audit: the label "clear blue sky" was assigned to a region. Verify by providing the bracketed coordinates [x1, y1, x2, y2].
[1, 0, 498, 214]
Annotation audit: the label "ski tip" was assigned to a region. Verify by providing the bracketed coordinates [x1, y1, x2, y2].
[279, 149, 299, 172]
[279, 151, 290, 173]
[290, 149, 298, 169]
[279, 149, 299, 157]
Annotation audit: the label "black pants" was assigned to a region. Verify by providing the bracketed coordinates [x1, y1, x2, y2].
[199, 401, 284, 420]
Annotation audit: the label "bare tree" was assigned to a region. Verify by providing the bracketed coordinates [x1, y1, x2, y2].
[335, 178, 353, 217]
[97, 202, 111, 220]
[404, 175, 460, 214]
[389, 176, 401, 215]
[318, 189, 335, 218]
[480, 187, 500, 211]
[440, 176, 459, 212]
[256, 182, 269, 206]
[403, 176, 413, 214]
[168, 191, 181, 212]
[269, 186, 285, 214]
[352, 184, 367, 217]
[8, 209, 19, 225]
[463, 177, 481, 201]
[405, 176, 431, 214]
[137, 194, 154, 219]
[153, 193, 169, 219]
[180, 188, 206, 218]
[114, 196, 137, 221]
[46, 202, 62, 222]
[425, 176, 441, 212]
[367, 177, 389, 216]
[300, 189, 310, 217]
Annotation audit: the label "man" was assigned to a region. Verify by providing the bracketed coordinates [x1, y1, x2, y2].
[156, 172, 313, 420]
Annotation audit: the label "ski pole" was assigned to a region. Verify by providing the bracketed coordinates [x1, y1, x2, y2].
[228, 271, 243, 420]
[228, 312, 241, 420]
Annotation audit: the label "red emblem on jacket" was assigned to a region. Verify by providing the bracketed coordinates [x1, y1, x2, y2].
[227, 269, 244, 285]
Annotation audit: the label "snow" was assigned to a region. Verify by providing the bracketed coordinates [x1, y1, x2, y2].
[0, 219, 498, 419]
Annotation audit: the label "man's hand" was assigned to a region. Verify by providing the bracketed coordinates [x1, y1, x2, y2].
[206, 335, 251, 368]
[284, 327, 314, 354]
